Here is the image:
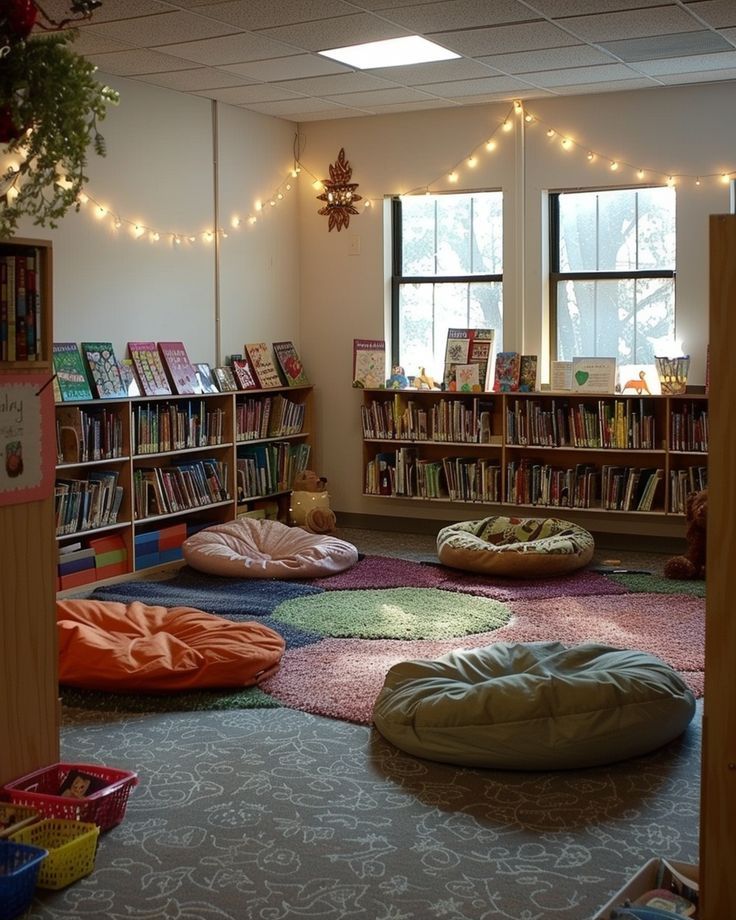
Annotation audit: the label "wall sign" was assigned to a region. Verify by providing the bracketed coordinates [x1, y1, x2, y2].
[0, 373, 55, 506]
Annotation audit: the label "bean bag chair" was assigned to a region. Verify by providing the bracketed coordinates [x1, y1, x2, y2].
[57, 599, 284, 692]
[437, 515, 594, 577]
[373, 641, 695, 770]
[182, 518, 358, 579]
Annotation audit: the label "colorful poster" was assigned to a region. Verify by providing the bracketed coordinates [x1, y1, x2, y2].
[0, 373, 55, 506]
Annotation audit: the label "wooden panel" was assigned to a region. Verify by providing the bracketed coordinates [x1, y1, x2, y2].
[701, 215, 736, 918]
[0, 496, 59, 785]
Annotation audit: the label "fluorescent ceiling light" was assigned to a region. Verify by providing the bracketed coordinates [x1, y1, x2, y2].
[318, 35, 460, 69]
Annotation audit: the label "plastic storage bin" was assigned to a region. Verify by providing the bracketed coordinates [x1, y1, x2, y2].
[0, 839, 48, 920]
[10, 819, 100, 890]
[3, 762, 137, 830]
[0, 804, 40, 839]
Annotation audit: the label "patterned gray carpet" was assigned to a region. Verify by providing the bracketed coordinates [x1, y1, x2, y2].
[28, 703, 701, 919]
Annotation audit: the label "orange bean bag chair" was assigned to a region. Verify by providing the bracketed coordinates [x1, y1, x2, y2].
[57, 599, 284, 692]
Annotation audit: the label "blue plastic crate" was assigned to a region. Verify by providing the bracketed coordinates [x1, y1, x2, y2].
[0, 839, 48, 920]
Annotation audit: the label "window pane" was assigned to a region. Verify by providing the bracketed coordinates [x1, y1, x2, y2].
[556, 278, 674, 363]
[637, 187, 676, 270]
[401, 197, 436, 275]
[436, 195, 472, 274]
[558, 194, 597, 272]
[398, 283, 434, 379]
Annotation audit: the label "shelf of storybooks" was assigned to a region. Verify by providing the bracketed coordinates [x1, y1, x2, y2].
[359, 388, 708, 527]
[0, 238, 52, 367]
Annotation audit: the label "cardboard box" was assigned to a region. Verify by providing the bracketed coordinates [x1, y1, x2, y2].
[593, 857, 699, 919]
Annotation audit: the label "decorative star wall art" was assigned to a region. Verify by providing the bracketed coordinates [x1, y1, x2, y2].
[317, 148, 361, 232]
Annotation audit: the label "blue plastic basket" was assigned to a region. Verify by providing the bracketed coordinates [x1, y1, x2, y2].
[0, 839, 48, 920]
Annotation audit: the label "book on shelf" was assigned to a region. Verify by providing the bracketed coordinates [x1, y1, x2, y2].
[231, 356, 259, 391]
[80, 342, 128, 399]
[194, 362, 219, 394]
[353, 338, 386, 388]
[128, 341, 173, 396]
[244, 342, 283, 389]
[1, 246, 43, 362]
[118, 358, 141, 397]
[518, 355, 538, 392]
[443, 328, 496, 391]
[272, 341, 309, 386]
[550, 360, 573, 391]
[493, 352, 521, 392]
[213, 365, 238, 392]
[52, 342, 93, 402]
[158, 341, 200, 395]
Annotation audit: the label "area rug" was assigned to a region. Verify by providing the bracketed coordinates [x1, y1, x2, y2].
[67, 555, 704, 722]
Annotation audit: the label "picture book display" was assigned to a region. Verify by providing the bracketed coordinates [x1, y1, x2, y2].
[118, 358, 141, 397]
[550, 360, 573, 391]
[572, 356, 617, 393]
[273, 341, 309, 386]
[231, 357, 258, 391]
[518, 355, 538, 392]
[213, 366, 238, 392]
[194, 363, 219, 394]
[353, 338, 386, 388]
[128, 341, 172, 396]
[52, 342, 93, 402]
[443, 328, 495, 391]
[81, 342, 128, 399]
[158, 341, 200, 395]
[244, 342, 283, 389]
[493, 351, 521, 392]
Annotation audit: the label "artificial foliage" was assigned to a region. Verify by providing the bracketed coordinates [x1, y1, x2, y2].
[0, 5, 118, 238]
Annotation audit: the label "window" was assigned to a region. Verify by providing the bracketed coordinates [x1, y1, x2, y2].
[550, 186, 676, 365]
[391, 191, 503, 381]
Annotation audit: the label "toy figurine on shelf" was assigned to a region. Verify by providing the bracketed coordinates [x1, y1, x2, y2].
[415, 367, 438, 390]
[387, 366, 409, 389]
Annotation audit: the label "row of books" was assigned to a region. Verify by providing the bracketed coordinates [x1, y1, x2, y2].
[236, 394, 306, 441]
[365, 449, 501, 502]
[52, 339, 310, 402]
[236, 442, 311, 500]
[361, 396, 496, 444]
[55, 471, 124, 536]
[506, 460, 598, 509]
[56, 406, 125, 465]
[670, 466, 708, 512]
[133, 459, 229, 519]
[1, 247, 42, 362]
[670, 407, 708, 452]
[133, 401, 226, 454]
[506, 399, 657, 450]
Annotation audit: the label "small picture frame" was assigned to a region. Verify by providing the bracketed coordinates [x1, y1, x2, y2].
[572, 357, 617, 394]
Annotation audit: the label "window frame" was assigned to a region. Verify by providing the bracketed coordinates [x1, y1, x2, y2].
[390, 193, 503, 369]
[548, 187, 676, 363]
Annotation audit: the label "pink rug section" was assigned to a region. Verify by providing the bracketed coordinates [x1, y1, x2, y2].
[310, 554, 628, 600]
[262, 592, 705, 724]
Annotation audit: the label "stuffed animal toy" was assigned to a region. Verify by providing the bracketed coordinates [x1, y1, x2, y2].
[663, 488, 707, 580]
[290, 471, 336, 534]
[293, 470, 327, 492]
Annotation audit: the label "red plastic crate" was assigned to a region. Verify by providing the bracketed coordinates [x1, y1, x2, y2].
[3, 763, 137, 831]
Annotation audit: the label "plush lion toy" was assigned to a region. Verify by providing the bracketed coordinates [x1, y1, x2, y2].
[664, 488, 707, 580]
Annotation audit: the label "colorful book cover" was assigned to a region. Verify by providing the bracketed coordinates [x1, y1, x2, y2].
[454, 363, 480, 392]
[80, 342, 127, 399]
[492, 351, 521, 392]
[52, 343, 93, 402]
[194, 362, 219, 394]
[444, 328, 495, 391]
[244, 342, 282, 389]
[232, 357, 258, 391]
[353, 338, 386, 388]
[213, 365, 238, 392]
[128, 342, 172, 396]
[518, 355, 538, 392]
[273, 341, 309, 386]
[157, 341, 199, 395]
[118, 358, 141, 397]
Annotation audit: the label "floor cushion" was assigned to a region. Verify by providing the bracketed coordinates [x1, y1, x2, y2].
[57, 599, 285, 692]
[437, 515, 594, 577]
[373, 641, 696, 770]
[182, 518, 359, 579]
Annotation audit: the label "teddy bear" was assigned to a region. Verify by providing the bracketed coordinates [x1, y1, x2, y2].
[293, 470, 327, 492]
[290, 470, 337, 534]
[663, 488, 707, 580]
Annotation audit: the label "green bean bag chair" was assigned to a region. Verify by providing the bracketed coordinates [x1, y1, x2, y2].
[373, 642, 695, 770]
[437, 515, 594, 577]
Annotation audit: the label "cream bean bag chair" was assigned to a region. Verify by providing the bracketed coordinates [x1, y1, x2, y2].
[373, 642, 696, 770]
[182, 518, 358, 579]
[437, 515, 594, 578]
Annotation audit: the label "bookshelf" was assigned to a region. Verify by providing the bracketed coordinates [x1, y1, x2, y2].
[54, 384, 313, 591]
[0, 237, 59, 785]
[359, 388, 708, 534]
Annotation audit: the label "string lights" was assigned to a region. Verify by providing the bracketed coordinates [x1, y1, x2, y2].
[18, 100, 734, 244]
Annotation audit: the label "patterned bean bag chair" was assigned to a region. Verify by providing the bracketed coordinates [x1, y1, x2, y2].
[437, 515, 594, 577]
[373, 641, 696, 770]
[57, 599, 284, 691]
[182, 518, 358, 579]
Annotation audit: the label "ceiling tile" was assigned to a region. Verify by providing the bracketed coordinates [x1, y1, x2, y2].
[432, 21, 580, 56]
[521, 63, 643, 87]
[546, 77, 657, 93]
[366, 57, 501, 84]
[83, 10, 235, 46]
[154, 32, 299, 65]
[37, 0, 175, 23]
[635, 49, 736, 74]
[315, 87, 440, 107]
[244, 97, 355, 116]
[601, 30, 732, 62]
[558, 6, 703, 42]
[223, 55, 351, 81]
[63, 29, 134, 55]
[683, 0, 736, 29]
[295, 108, 369, 121]
[188, 0, 358, 30]
[376, 0, 539, 32]
[194, 84, 305, 104]
[414, 75, 535, 96]
[478, 45, 617, 74]
[524, 0, 671, 14]
[274, 72, 399, 96]
[133, 67, 253, 91]
[656, 66, 736, 83]
[87, 48, 198, 75]
[363, 99, 461, 113]
[257, 13, 411, 52]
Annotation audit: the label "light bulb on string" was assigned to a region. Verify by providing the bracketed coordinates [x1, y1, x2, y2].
[448, 171, 458, 183]
[467, 156, 477, 168]
[587, 152, 595, 162]
[610, 161, 619, 171]
[486, 139, 497, 152]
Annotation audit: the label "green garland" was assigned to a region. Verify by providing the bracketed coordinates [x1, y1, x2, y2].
[0, 31, 118, 238]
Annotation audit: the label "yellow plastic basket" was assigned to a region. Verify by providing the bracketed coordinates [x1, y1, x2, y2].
[10, 819, 100, 890]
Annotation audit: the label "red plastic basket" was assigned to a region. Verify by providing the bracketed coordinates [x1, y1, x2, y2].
[3, 763, 137, 831]
[0, 839, 48, 920]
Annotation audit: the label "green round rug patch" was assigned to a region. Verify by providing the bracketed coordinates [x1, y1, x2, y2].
[270, 587, 512, 640]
